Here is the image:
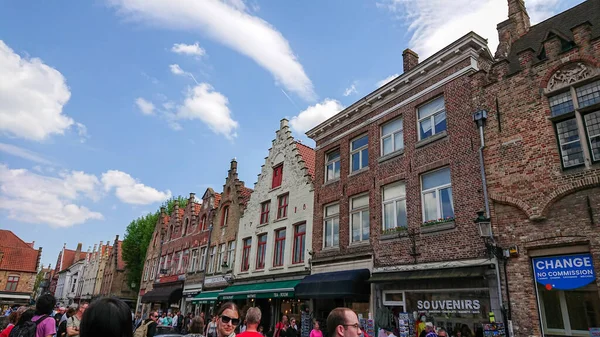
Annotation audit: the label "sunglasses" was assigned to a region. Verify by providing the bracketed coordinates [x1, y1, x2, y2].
[220, 315, 240, 326]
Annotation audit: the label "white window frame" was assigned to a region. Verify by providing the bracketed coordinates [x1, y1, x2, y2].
[350, 134, 369, 172]
[420, 167, 453, 222]
[350, 194, 369, 243]
[177, 251, 183, 273]
[380, 118, 404, 156]
[417, 96, 446, 140]
[216, 244, 225, 272]
[143, 265, 149, 281]
[382, 290, 406, 308]
[325, 149, 341, 182]
[199, 247, 207, 271]
[189, 249, 199, 272]
[150, 259, 157, 279]
[226, 241, 235, 269]
[208, 246, 216, 273]
[382, 181, 407, 230]
[323, 203, 340, 248]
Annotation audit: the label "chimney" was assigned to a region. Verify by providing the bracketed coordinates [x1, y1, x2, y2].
[75, 243, 82, 259]
[160, 206, 166, 215]
[189, 192, 196, 201]
[31, 241, 35, 248]
[495, 0, 530, 59]
[280, 118, 289, 129]
[230, 158, 238, 171]
[402, 49, 419, 73]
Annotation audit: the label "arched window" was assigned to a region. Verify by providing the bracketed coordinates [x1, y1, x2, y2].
[221, 206, 229, 227]
[183, 218, 189, 236]
[201, 215, 207, 231]
[168, 225, 173, 241]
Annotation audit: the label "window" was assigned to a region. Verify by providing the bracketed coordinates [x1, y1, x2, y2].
[151, 259, 157, 279]
[201, 215, 207, 231]
[225, 241, 235, 269]
[173, 252, 181, 274]
[199, 247, 207, 271]
[350, 194, 370, 243]
[165, 254, 172, 271]
[143, 265, 149, 281]
[260, 201, 270, 224]
[181, 249, 189, 273]
[421, 167, 454, 222]
[323, 203, 340, 248]
[418, 96, 446, 140]
[277, 194, 289, 219]
[168, 225, 174, 241]
[189, 249, 198, 272]
[221, 206, 229, 226]
[207, 246, 216, 273]
[350, 135, 369, 172]
[183, 218, 189, 236]
[273, 229, 286, 267]
[382, 182, 407, 231]
[256, 234, 267, 270]
[325, 149, 341, 182]
[241, 238, 252, 272]
[381, 118, 404, 156]
[548, 79, 600, 167]
[293, 223, 306, 264]
[272, 164, 283, 188]
[216, 244, 225, 272]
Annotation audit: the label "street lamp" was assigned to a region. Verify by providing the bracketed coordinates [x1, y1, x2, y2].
[474, 210, 493, 238]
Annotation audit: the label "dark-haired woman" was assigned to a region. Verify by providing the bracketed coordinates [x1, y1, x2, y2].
[185, 316, 205, 337]
[79, 297, 133, 337]
[32, 294, 57, 337]
[216, 302, 240, 337]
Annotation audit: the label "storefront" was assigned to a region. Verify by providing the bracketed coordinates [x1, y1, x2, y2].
[532, 252, 600, 336]
[219, 279, 304, 330]
[0, 292, 30, 309]
[182, 283, 203, 315]
[295, 269, 372, 322]
[192, 290, 221, 316]
[140, 282, 183, 312]
[370, 259, 501, 337]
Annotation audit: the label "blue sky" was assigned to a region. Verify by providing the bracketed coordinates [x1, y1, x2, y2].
[0, 0, 582, 268]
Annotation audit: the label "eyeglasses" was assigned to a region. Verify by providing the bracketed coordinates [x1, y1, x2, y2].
[220, 315, 240, 326]
[342, 323, 361, 331]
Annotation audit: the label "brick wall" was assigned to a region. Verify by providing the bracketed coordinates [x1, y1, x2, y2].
[0, 270, 36, 293]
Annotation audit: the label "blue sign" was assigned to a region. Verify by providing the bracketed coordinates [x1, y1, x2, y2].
[532, 253, 596, 290]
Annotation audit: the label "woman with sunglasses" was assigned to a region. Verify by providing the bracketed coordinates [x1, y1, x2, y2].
[216, 302, 241, 337]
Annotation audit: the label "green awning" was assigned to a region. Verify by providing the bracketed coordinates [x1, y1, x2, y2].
[218, 280, 300, 300]
[192, 290, 222, 304]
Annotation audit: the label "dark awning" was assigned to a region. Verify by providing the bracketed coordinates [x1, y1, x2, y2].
[368, 266, 488, 283]
[141, 285, 183, 303]
[294, 269, 371, 299]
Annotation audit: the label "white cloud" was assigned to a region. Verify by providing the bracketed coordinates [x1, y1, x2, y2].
[0, 143, 54, 165]
[32, 165, 43, 172]
[376, 73, 399, 88]
[101, 170, 171, 205]
[0, 164, 103, 228]
[376, 0, 567, 59]
[290, 99, 345, 134]
[223, 0, 247, 11]
[171, 42, 206, 58]
[175, 83, 239, 139]
[107, 0, 316, 101]
[169, 64, 185, 75]
[0, 40, 76, 141]
[135, 97, 155, 115]
[343, 82, 358, 97]
[75, 123, 89, 143]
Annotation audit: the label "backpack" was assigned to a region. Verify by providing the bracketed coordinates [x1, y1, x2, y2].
[9, 315, 50, 337]
[57, 319, 68, 337]
[134, 321, 153, 337]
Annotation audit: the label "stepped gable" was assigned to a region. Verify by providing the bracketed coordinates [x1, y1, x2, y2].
[506, 0, 600, 74]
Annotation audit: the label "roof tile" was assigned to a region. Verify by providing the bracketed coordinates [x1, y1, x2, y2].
[296, 142, 316, 180]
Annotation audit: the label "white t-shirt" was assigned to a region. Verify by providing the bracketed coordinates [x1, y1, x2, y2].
[173, 315, 179, 327]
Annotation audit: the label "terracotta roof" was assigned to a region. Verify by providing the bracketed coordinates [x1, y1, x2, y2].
[59, 249, 86, 272]
[214, 193, 222, 208]
[296, 142, 316, 180]
[0, 230, 39, 273]
[193, 203, 201, 215]
[239, 187, 253, 205]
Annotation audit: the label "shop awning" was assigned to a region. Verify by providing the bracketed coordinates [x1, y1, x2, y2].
[192, 290, 222, 304]
[294, 269, 371, 299]
[218, 280, 300, 300]
[368, 266, 488, 283]
[140, 285, 183, 303]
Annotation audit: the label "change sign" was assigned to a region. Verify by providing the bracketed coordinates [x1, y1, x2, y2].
[532, 253, 596, 290]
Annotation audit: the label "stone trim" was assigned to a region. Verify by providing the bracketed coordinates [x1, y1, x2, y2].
[415, 131, 448, 149]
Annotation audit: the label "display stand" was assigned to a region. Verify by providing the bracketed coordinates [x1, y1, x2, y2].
[482, 323, 506, 337]
[398, 313, 414, 337]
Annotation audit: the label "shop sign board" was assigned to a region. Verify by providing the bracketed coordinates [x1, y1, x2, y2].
[532, 253, 596, 290]
[416, 299, 481, 314]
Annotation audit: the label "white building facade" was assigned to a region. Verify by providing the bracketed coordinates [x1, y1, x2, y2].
[229, 119, 314, 329]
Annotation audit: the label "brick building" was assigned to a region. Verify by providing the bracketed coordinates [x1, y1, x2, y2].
[305, 33, 502, 327]
[0, 230, 42, 308]
[472, 0, 600, 336]
[98, 235, 136, 306]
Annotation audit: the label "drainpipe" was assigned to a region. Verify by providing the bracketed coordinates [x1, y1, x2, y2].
[473, 110, 507, 327]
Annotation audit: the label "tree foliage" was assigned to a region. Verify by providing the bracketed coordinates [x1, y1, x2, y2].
[122, 196, 189, 292]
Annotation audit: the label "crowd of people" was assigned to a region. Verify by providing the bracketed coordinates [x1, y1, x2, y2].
[0, 294, 380, 337]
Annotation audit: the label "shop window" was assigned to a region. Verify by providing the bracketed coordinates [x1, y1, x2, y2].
[260, 201, 270, 224]
[325, 149, 341, 182]
[418, 96, 446, 140]
[323, 203, 340, 248]
[225, 240, 235, 269]
[256, 234, 267, 270]
[382, 291, 405, 307]
[293, 223, 306, 264]
[381, 118, 404, 156]
[241, 237, 252, 272]
[548, 79, 600, 168]
[382, 182, 407, 231]
[272, 164, 283, 188]
[273, 228, 286, 267]
[350, 134, 369, 172]
[277, 194, 289, 219]
[537, 283, 600, 335]
[421, 167, 454, 223]
[350, 194, 369, 243]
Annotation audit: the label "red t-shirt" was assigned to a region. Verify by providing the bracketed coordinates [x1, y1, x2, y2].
[238, 331, 264, 337]
[0, 324, 14, 337]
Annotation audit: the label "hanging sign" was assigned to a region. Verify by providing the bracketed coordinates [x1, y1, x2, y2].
[532, 253, 596, 290]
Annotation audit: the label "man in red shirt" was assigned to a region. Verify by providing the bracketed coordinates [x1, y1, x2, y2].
[237, 307, 263, 337]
